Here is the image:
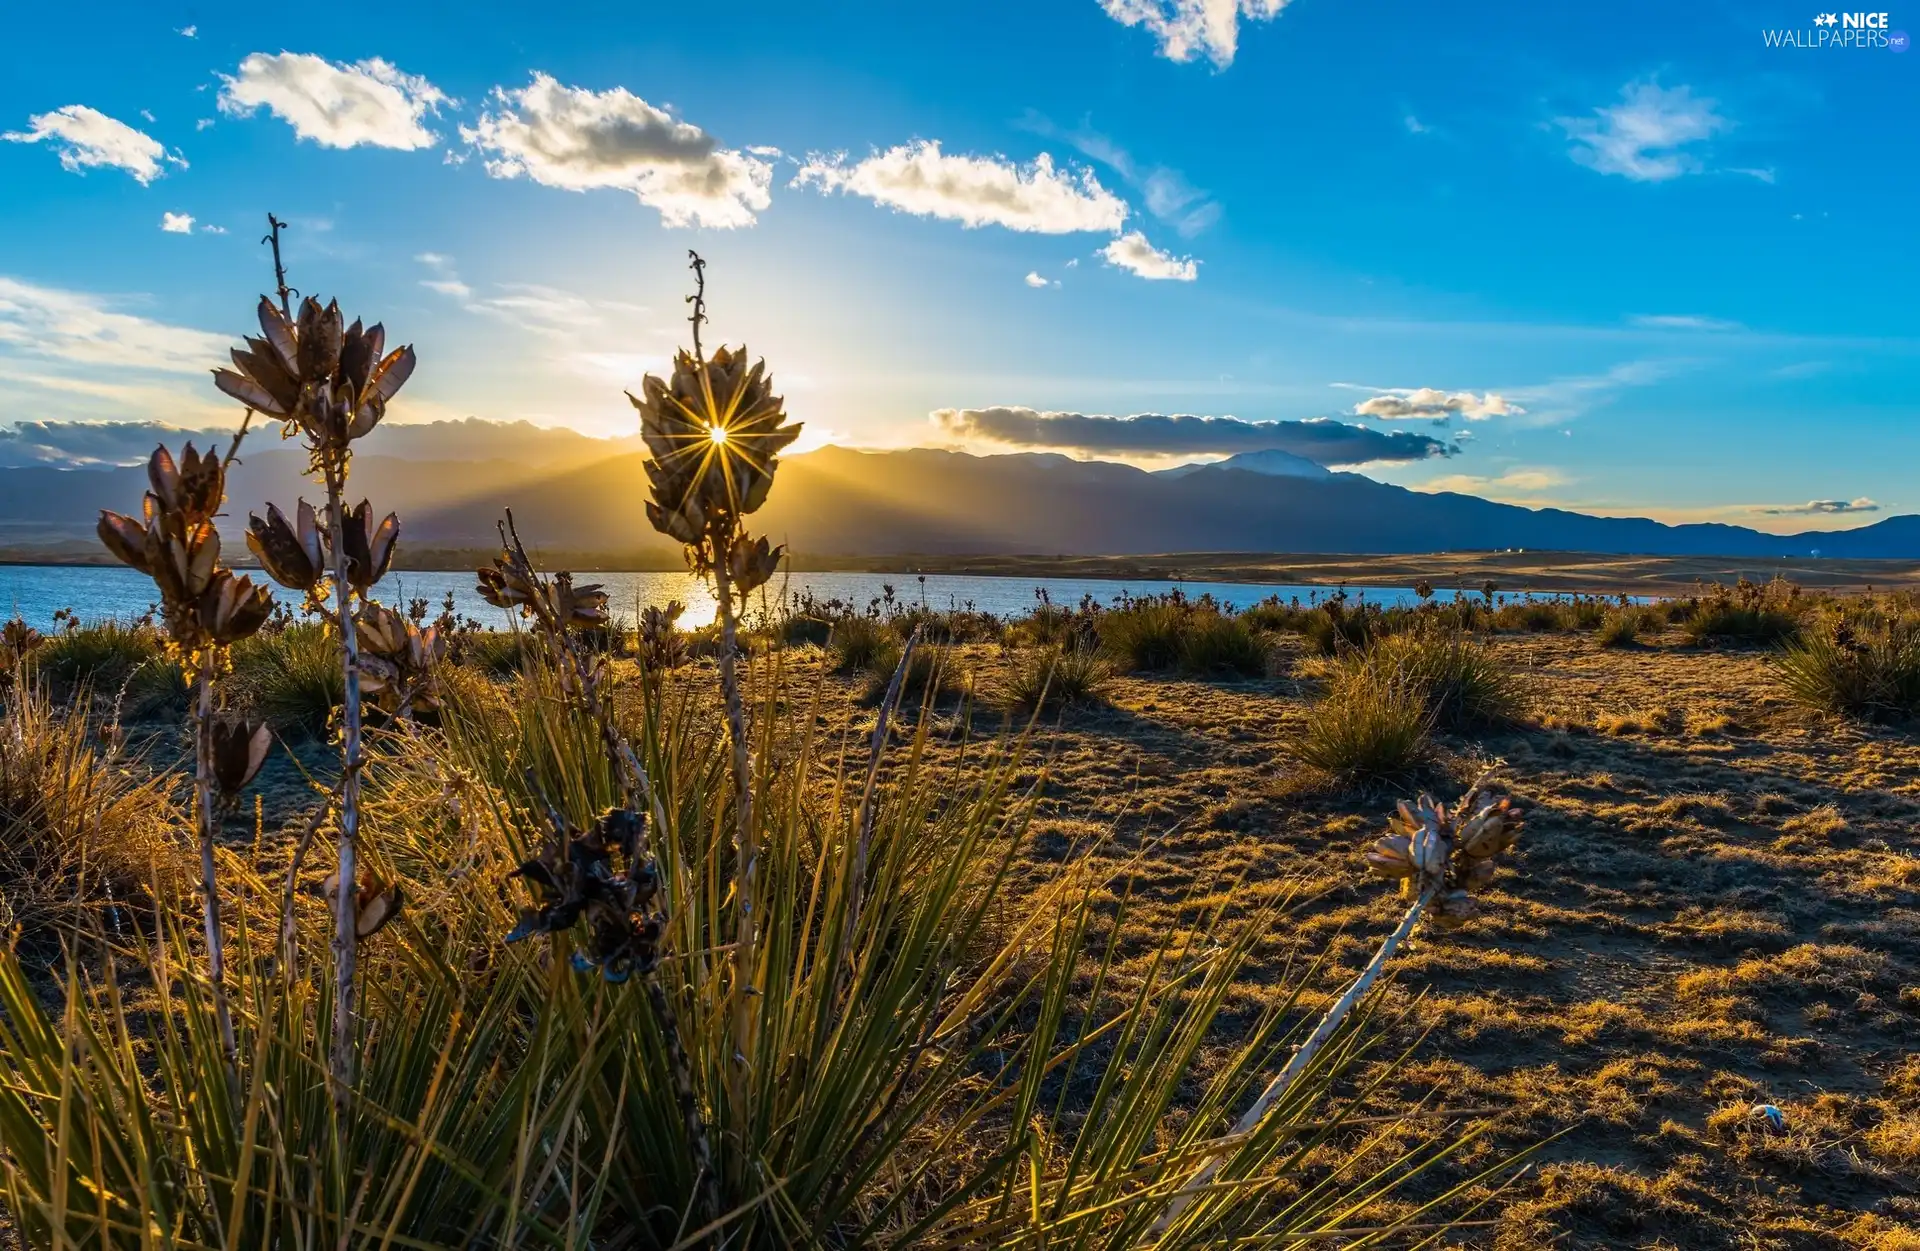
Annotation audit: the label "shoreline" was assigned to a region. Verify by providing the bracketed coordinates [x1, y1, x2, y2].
[9, 548, 1920, 594]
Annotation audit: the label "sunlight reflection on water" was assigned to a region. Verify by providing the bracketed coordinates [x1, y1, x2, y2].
[0, 565, 1453, 632]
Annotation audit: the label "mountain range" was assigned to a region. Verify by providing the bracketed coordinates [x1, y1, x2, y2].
[3, 436, 1917, 563]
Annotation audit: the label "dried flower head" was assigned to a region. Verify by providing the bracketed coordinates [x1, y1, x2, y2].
[322, 869, 404, 939]
[97, 443, 273, 653]
[1365, 773, 1526, 931]
[505, 808, 660, 982]
[477, 539, 608, 636]
[355, 600, 447, 714]
[245, 500, 325, 592]
[211, 718, 272, 795]
[213, 296, 416, 453]
[629, 344, 801, 541]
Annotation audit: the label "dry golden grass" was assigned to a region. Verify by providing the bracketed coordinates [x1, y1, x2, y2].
[767, 622, 1920, 1249]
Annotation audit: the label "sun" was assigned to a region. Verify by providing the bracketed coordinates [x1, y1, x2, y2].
[708, 425, 728, 446]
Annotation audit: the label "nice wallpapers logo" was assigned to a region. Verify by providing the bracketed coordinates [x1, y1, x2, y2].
[1763, 11, 1911, 48]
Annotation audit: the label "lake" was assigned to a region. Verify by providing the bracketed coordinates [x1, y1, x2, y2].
[0, 564, 1457, 632]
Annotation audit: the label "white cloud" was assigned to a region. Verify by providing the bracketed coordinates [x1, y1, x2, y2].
[1557, 81, 1728, 182]
[1024, 271, 1060, 289]
[160, 212, 195, 234]
[0, 279, 235, 429]
[1098, 0, 1294, 67]
[1629, 313, 1743, 331]
[1024, 114, 1219, 237]
[0, 277, 229, 373]
[1404, 114, 1431, 135]
[1098, 231, 1197, 281]
[2, 105, 182, 184]
[195, 117, 216, 131]
[177, 24, 197, 36]
[1352, 387, 1522, 420]
[201, 224, 227, 234]
[793, 141, 1127, 234]
[218, 52, 446, 150]
[462, 73, 771, 228]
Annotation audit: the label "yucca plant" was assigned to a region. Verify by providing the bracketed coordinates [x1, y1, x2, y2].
[628, 251, 801, 1148]
[213, 238, 418, 1102]
[96, 439, 274, 1078]
[1004, 641, 1114, 712]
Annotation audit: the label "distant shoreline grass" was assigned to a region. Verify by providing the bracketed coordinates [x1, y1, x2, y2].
[9, 545, 1920, 593]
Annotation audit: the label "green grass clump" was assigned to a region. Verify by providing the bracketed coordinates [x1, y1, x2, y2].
[1776, 618, 1920, 720]
[1098, 601, 1189, 671]
[862, 640, 964, 704]
[31, 618, 181, 711]
[829, 615, 892, 673]
[1295, 667, 1432, 786]
[231, 622, 343, 736]
[1595, 609, 1644, 648]
[1337, 628, 1523, 729]
[1003, 644, 1114, 712]
[1178, 613, 1269, 677]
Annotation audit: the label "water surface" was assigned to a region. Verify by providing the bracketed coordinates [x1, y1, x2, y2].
[0, 565, 1448, 631]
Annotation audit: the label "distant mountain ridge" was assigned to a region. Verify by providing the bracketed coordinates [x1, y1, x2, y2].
[3, 444, 1916, 561]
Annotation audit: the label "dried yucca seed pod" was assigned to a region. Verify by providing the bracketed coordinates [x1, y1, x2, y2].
[214, 297, 415, 450]
[211, 719, 272, 794]
[338, 501, 399, 592]
[247, 500, 325, 592]
[630, 343, 802, 541]
[727, 533, 784, 597]
[323, 870, 405, 940]
[197, 570, 274, 645]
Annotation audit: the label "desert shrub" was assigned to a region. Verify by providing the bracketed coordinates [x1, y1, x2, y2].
[1098, 600, 1188, 671]
[1335, 627, 1522, 729]
[1009, 598, 1098, 649]
[230, 621, 343, 735]
[862, 640, 964, 704]
[1496, 599, 1566, 632]
[1294, 666, 1432, 785]
[1294, 598, 1412, 655]
[31, 618, 179, 709]
[1564, 598, 1608, 630]
[1003, 644, 1113, 712]
[1683, 579, 1805, 645]
[829, 614, 891, 673]
[0, 681, 188, 938]
[777, 613, 834, 647]
[894, 604, 1002, 645]
[1178, 613, 1269, 677]
[1596, 609, 1644, 648]
[1776, 618, 1920, 720]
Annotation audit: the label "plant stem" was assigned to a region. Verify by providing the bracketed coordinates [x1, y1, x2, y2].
[1153, 881, 1439, 1235]
[324, 465, 363, 1121]
[646, 975, 719, 1230]
[194, 650, 239, 1086]
[711, 525, 756, 1147]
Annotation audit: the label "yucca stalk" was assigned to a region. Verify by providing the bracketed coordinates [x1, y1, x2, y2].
[1154, 767, 1527, 1233]
[630, 251, 800, 1148]
[96, 438, 272, 1087]
[213, 224, 415, 1113]
[476, 516, 720, 1225]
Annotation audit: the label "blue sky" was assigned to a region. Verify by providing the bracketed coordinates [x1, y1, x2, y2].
[1, 0, 1915, 530]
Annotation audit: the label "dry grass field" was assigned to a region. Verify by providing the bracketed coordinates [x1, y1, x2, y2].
[755, 626, 1920, 1250]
